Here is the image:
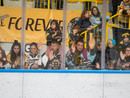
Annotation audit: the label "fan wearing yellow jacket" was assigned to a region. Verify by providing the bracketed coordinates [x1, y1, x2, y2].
[118, 0, 130, 28]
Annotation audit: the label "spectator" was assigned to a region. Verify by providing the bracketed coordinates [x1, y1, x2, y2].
[46, 41, 61, 69]
[69, 25, 83, 48]
[46, 19, 62, 56]
[66, 38, 96, 70]
[118, 0, 130, 28]
[90, 6, 110, 38]
[109, 0, 123, 22]
[77, 10, 93, 33]
[92, 41, 102, 70]
[90, 6, 110, 26]
[119, 33, 130, 54]
[107, 62, 115, 70]
[117, 46, 130, 70]
[25, 42, 48, 69]
[0, 47, 8, 69]
[106, 39, 118, 69]
[7, 40, 21, 69]
[13, 57, 21, 69]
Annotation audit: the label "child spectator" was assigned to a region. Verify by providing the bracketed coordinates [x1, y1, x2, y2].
[106, 39, 118, 69]
[26, 42, 48, 69]
[77, 10, 93, 32]
[0, 47, 8, 69]
[7, 40, 21, 69]
[117, 46, 130, 70]
[46, 20, 62, 46]
[12, 57, 21, 69]
[46, 41, 61, 69]
[118, 0, 130, 28]
[66, 38, 96, 70]
[69, 25, 82, 48]
[107, 62, 115, 70]
[46, 20, 62, 56]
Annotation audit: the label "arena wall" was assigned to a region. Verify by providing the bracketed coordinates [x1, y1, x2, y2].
[0, 70, 130, 98]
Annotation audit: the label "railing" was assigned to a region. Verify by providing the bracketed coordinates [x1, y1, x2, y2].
[80, 25, 101, 51]
[79, 12, 130, 49]
[0, 0, 109, 10]
[107, 13, 130, 29]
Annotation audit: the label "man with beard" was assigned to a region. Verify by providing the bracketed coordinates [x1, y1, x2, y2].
[66, 38, 96, 70]
[46, 41, 61, 69]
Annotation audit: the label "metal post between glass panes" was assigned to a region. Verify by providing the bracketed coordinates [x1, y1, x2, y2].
[21, 0, 26, 69]
[101, 0, 107, 70]
[61, 0, 67, 69]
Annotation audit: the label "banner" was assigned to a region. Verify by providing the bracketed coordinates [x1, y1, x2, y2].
[0, 6, 81, 44]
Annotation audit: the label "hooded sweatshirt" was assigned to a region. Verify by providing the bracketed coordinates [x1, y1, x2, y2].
[118, 0, 130, 23]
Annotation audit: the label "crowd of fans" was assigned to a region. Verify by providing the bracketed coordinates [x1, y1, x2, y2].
[0, 0, 130, 70]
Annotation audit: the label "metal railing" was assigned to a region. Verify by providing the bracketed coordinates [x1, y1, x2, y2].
[0, 0, 108, 10]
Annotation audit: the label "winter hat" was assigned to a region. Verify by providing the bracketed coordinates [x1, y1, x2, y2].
[108, 39, 116, 46]
[122, 33, 129, 39]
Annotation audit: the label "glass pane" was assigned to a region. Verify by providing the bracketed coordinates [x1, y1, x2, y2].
[24, 0, 63, 69]
[106, 0, 130, 70]
[66, 0, 103, 70]
[0, 0, 22, 69]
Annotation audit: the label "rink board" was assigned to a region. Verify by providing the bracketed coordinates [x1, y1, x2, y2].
[0, 70, 130, 98]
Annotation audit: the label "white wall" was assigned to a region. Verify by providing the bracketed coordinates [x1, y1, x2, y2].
[0, 73, 130, 98]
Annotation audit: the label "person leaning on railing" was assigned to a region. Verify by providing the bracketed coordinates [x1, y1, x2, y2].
[118, 0, 130, 28]
[76, 10, 93, 33]
[76, 10, 93, 49]
[90, 6, 110, 34]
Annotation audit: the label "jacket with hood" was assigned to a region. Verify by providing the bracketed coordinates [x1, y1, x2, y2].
[66, 48, 96, 69]
[106, 39, 118, 62]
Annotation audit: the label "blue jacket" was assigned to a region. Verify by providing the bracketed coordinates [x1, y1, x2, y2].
[90, 14, 110, 26]
[66, 48, 96, 69]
